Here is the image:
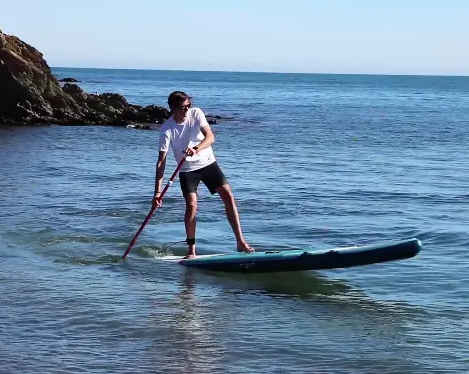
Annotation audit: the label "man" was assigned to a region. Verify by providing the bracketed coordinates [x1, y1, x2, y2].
[153, 91, 254, 259]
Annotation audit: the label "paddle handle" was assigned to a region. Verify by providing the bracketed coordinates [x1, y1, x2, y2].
[122, 158, 186, 259]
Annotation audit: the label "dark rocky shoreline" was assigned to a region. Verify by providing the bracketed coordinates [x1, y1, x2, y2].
[0, 28, 222, 129]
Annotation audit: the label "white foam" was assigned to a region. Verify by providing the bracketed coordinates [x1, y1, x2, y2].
[159, 253, 226, 262]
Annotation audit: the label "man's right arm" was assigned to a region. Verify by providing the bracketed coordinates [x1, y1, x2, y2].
[154, 150, 167, 199]
[155, 126, 171, 201]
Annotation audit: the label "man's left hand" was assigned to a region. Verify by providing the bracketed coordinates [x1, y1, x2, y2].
[184, 147, 199, 157]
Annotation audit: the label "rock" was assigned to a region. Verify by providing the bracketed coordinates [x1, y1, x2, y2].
[100, 92, 129, 110]
[205, 114, 233, 125]
[206, 116, 218, 125]
[59, 77, 80, 82]
[142, 104, 169, 120]
[62, 82, 84, 95]
[0, 28, 228, 129]
[123, 106, 139, 120]
[0, 28, 82, 125]
[0, 28, 169, 127]
[126, 123, 159, 130]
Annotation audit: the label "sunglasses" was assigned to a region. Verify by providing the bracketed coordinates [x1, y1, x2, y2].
[179, 102, 192, 111]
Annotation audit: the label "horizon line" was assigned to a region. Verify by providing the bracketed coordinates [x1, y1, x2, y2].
[50, 66, 469, 78]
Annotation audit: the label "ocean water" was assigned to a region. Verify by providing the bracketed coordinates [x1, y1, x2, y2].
[1, 68, 469, 373]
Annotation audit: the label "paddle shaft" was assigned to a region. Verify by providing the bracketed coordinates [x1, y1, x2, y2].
[122, 158, 186, 259]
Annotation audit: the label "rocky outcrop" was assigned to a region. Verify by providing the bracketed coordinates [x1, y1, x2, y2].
[0, 28, 220, 128]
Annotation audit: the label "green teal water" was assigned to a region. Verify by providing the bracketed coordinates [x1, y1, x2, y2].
[1, 68, 468, 373]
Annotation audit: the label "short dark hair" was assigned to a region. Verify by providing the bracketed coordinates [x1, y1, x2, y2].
[167, 91, 191, 111]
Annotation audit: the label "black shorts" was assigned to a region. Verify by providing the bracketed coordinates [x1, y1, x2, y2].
[179, 161, 228, 195]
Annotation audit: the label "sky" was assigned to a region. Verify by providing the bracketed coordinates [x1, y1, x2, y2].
[1, 0, 468, 75]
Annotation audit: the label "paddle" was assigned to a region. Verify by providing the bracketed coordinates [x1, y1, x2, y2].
[122, 157, 186, 259]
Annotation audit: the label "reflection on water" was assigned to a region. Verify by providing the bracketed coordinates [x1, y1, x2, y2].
[144, 270, 227, 374]
[139, 264, 429, 373]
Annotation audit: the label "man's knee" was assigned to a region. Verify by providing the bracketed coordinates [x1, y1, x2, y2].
[186, 201, 197, 212]
[184, 194, 198, 213]
[217, 185, 234, 201]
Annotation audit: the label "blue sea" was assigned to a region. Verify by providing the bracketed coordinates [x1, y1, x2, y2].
[1, 68, 469, 373]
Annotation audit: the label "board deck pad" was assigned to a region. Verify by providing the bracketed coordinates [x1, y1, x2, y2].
[159, 238, 422, 273]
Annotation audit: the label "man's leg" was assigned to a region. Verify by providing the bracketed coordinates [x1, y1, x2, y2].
[179, 169, 201, 259]
[183, 192, 198, 258]
[215, 184, 254, 253]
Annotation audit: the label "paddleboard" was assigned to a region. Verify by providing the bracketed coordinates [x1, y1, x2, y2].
[160, 238, 421, 273]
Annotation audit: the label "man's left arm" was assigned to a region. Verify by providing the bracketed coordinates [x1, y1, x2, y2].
[185, 109, 215, 155]
[195, 125, 215, 151]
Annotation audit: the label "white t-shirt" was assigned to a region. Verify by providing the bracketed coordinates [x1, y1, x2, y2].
[158, 107, 216, 172]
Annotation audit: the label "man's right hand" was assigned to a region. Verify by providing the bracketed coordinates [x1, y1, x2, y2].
[152, 194, 162, 208]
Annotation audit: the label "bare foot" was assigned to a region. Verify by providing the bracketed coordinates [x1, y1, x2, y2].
[237, 242, 255, 253]
[184, 245, 196, 259]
